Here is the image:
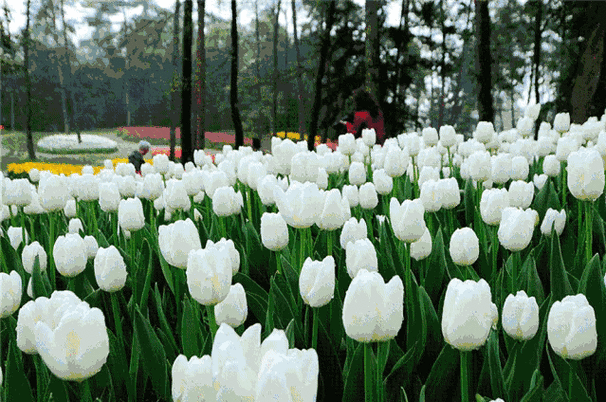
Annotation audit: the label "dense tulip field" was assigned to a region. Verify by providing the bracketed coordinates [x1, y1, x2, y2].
[2, 108, 606, 401]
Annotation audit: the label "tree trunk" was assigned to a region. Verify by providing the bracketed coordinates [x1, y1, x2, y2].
[439, 0, 446, 128]
[181, 0, 193, 164]
[475, 0, 494, 122]
[365, 0, 379, 101]
[170, 0, 181, 161]
[231, 0, 244, 149]
[195, 0, 206, 150]
[56, 64, 70, 134]
[254, 0, 263, 149]
[24, 0, 35, 160]
[272, 0, 282, 138]
[533, 0, 541, 105]
[307, 0, 336, 151]
[10, 92, 14, 131]
[291, 0, 306, 138]
[393, 0, 409, 109]
[60, 0, 81, 142]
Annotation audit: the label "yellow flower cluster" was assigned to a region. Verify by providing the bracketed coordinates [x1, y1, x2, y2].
[7, 158, 153, 176]
[275, 132, 322, 142]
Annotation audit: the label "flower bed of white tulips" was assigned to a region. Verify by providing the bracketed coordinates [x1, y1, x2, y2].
[1, 109, 606, 401]
[37, 134, 119, 154]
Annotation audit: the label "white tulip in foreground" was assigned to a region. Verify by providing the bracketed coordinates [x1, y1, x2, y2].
[94, 246, 128, 292]
[547, 294, 597, 360]
[0, 271, 22, 318]
[158, 218, 202, 269]
[449, 227, 479, 266]
[260, 212, 289, 251]
[299, 256, 335, 308]
[441, 278, 498, 351]
[16, 290, 109, 381]
[171, 323, 318, 401]
[502, 290, 539, 341]
[214, 283, 248, 328]
[342, 269, 404, 342]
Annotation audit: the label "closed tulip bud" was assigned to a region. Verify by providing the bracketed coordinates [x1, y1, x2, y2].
[212, 186, 243, 217]
[422, 127, 439, 146]
[541, 208, 566, 237]
[4, 178, 32, 206]
[420, 179, 441, 213]
[517, 117, 534, 137]
[98, 182, 121, 212]
[358, 182, 378, 209]
[342, 185, 359, 208]
[83, 235, 99, 260]
[361, 128, 376, 147]
[186, 248, 232, 306]
[491, 153, 512, 185]
[390, 198, 426, 243]
[172, 354, 215, 401]
[548, 294, 597, 360]
[511, 155, 529, 181]
[38, 175, 70, 211]
[508, 180, 534, 209]
[342, 269, 404, 342]
[299, 256, 335, 307]
[317, 189, 349, 230]
[525, 103, 541, 120]
[417, 165, 440, 189]
[274, 181, 322, 229]
[480, 188, 509, 226]
[257, 175, 278, 206]
[349, 161, 366, 186]
[346, 238, 378, 278]
[555, 136, 579, 162]
[158, 219, 202, 269]
[442, 278, 498, 351]
[214, 283, 248, 327]
[475, 121, 495, 144]
[117, 175, 137, 198]
[22, 241, 47, 274]
[8, 226, 28, 250]
[440, 177, 461, 209]
[449, 228, 479, 266]
[339, 133, 357, 155]
[94, 246, 127, 292]
[53, 233, 87, 277]
[29, 168, 40, 183]
[77, 174, 100, 201]
[533, 174, 548, 191]
[206, 238, 240, 275]
[118, 198, 145, 232]
[384, 147, 408, 178]
[411, 227, 432, 261]
[554, 112, 570, 133]
[498, 207, 535, 252]
[260, 212, 289, 251]
[502, 290, 539, 341]
[340, 217, 367, 249]
[32, 291, 110, 381]
[567, 147, 605, 201]
[140, 173, 165, 200]
[0, 271, 22, 318]
[468, 151, 492, 182]
[64, 199, 77, 218]
[373, 169, 393, 195]
[440, 125, 457, 147]
[68, 218, 84, 234]
[543, 155, 560, 177]
[316, 167, 328, 190]
[165, 179, 191, 211]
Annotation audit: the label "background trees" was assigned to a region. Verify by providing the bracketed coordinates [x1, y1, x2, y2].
[2, 0, 605, 152]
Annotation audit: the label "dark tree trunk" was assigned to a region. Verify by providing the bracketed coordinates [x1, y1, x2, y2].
[181, 0, 193, 164]
[24, 0, 35, 160]
[292, 0, 306, 138]
[61, 0, 81, 142]
[195, 0, 206, 150]
[272, 0, 282, 138]
[307, 0, 336, 151]
[231, 0, 244, 149]
[439, 0, 446, 128]
[475, 0, 494, 122]
[365, 0, 379, 101]
[170, 0, 181, 161]
[533, 0, 542, 105]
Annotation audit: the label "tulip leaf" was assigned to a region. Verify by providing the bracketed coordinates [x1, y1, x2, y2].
[315, 311, 344, 401]
[280, 254, 301, 308]
[343, 342, 366, 402]
[142, 227, 174, 295]
[181, 298, 201, 358]
[243, 220, 268, 274]
[424, 228, 446, 308]
[464, 179, 474, 226]
[31, 255, 50, 298]
[265, 286, 276, 334]
[531, 177, 551, 219]
[549, 233, 573, 301]
[151, 284, 179, 358]
[520, 253, 545, 306]
[285, 318, 296, 348]
[385, 342, 417, 400]
[134, 307, 169, 400]
[106, 328, 131, 399]
[577, 254, 606, 365]
[487, 330, 508, 401]
[420, 344, 460, 401]
[418, 286, 443, 372]
[546, 343, 592, 402]
[519, 369, 544, 402]
[6, 339, 34, 402]
[234, 272, 269, 325]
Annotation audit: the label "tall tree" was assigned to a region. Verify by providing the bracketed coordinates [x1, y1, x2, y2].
[291, 0, 305, 137]
[231, 0, 244, 149]
[24, 0, 35, 159]
[307, 0, 336, 151]
[271, 0, 282, 139]
[181, 0, 193, 163]
[365, 0, 379, 101]
[532, 0, 542, 105]
[170, 0, 181, 161]
[194, 0, 206, 150]
[475, 0, 494, 122]
[60, 0, 82, 143]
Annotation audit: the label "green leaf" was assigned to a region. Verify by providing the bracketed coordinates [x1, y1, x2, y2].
[152, 284, 179, 359]
[142, 227, 174, 295]
[424, 228, 447, 308]
[549, 233, 573, 301]
[31, 255, 50, 298]
[487, 331, 508, 401]
[519, 369, 544, 402]
[464, 179, 475, 226]
[285, 318, 296, 348]
[106, 328, 131, 399]
[385, 343, 417, 400]
[546, 343, 592, 402]
[6, 339, 34, 402]
[343, 342, 365, 401]
[181, 298, 201, 358]
[520, 253, 545, 306]
[421, 344, 460, 401]
[134, 308, 169, 400]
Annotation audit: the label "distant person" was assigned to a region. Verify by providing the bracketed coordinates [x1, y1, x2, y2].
[339, 89, 386, 145]
[129, 140, 150, 174]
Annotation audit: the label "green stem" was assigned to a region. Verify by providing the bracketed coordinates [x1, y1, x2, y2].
[299, 229, 305, 273]
[561, 162, 567, 208]
[327, 230, 333, 256]
[460, 351, 469, 402]
[586, 201, 593, 265]
[111, 293, 124, 347]
[403, 243, 414, 351]
[364, 342, 374, 402]
[377, 342, 385, 402]
[206, 304, 218, 344]
[48, 212, 56, 289]
[275, 250, 283, 276]
[90, 201, 98, 237]
[491, 225, 498, 286]
[312, 307, 318, 350]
